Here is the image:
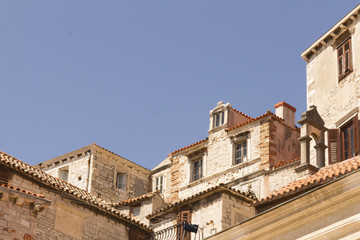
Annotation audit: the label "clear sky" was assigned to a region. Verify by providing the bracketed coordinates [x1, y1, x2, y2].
[1, 1, 359, 170]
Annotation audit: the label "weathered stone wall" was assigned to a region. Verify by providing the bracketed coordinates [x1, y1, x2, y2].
[90, 149, 151, 202]
[221, 193, 255, 230]
[266, 163, 300, 196]
[4, 171, 142, 240]
[306, 19, 360, 127]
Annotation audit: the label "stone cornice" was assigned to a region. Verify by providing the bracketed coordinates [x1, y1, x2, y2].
[301, 4, 360, 62]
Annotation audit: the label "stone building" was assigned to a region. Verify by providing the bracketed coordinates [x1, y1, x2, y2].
[34, 143, 151, 203]
[148, 101, 301, 238]
[0, 151, 151, 240]
[209, 3, 360, 239]
[4, 3, 360, 240]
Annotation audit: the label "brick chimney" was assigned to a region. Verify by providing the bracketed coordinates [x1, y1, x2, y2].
[274, 101, 296, 128]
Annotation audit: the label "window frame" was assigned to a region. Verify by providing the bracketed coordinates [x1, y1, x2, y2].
[154, 175, 164, 193]
[328, 114, 359, 163]
[214, 111, 225, 128]
[234, 140, 248, 165]
[190, 157, 203, 182]
[115, 171, 127, 190]
[59, 166, 69, 182]
[337, 37, 353, 81]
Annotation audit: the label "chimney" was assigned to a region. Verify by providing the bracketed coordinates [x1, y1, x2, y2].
[274, 101, 296, 128]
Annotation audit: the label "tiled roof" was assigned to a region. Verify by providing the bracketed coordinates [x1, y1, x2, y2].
[169, 138, 208, 156]
[230, 107, 253, 119]
[255, 156, 360, 206]
[147, 183, 257, 219]
[0, 183, 45, 198]
[112, 191, 157, 207]
[226, 111, 299, 132]
[226, 111, 272, 132]
[272, 157, 301, 169]
[0, 151, 152, 232]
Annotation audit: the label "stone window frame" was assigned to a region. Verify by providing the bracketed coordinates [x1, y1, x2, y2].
[187, 152, 205, 183]
[115, 171, 127, 191]
[58, 165, 70, 182]
[231, 131, 250, 166]
[209, 101, 230, 131]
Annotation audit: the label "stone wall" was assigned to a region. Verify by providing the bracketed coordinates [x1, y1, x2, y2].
[306, 18, 360, 128]
[90, 148, 151, 202]
[3, 170, 147, 240]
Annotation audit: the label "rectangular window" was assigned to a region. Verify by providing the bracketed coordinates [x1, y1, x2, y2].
[338, 38, 352, 80]
[59, 168, 69, 182]
[328, 114, 359, 163]
[235, 141, 247, 164]
[214, 111, 224, 127]
[116, 172, 127, 190]
[155, 176, 163, 193]
[192, 159, 203, 181]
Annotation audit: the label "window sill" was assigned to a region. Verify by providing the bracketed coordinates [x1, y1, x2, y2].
[338, 69, 353, 81]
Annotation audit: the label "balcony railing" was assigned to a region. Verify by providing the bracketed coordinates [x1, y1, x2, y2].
[147, 223, 203, 240]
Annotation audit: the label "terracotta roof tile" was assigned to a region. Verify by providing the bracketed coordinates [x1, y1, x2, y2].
[230, 107, 253, 119]
[146, 183, 256, 219]
[169, 138, 208, 156]
[112, 191, 157, 207]
[272, 157, 301, 169]
[226, 111, 299, 132]
[0, 151, 151, 232]
[0, 183, 45, 198]
[255, 156, 360, 205]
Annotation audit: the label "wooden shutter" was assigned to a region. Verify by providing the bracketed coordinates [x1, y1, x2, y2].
[328, 129, 340, 164]
[353, 114, 359, 155]
[177, 210, 192, 240]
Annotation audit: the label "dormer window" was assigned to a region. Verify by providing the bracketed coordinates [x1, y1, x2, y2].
[209, 101, 231, 131]
[214, 111, 224, 127]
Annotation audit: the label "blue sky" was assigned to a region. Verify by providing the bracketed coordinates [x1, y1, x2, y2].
[1, 1, 359, 170]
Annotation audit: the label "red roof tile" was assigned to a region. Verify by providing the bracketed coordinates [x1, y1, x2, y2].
[272, 157, 301, 169]
[112, 191, 157, 206]
[169, 138, 208, 156]
[146, 183, 256, 219]
[256, 156, 360, 205]
[0, 151, 152, 232]
[230, 107, 253, 119]
[226, 111, 299, 132]
[0, 183, 45, 198]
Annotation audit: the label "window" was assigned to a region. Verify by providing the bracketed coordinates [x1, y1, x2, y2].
[59, 168, 69, 182]
[235, 140, 247, 164]
[328, 114, 359, 163]
[192, 159, 203, 181]
[338, 38, 352, 80]
[214, 111, 224, 127]
[177, 210, 192, 240]
[155, 175, 163, 193]
[116, 172, 127, 190]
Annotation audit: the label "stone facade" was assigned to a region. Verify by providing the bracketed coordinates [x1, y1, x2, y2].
[153, 101, 300, 206]
[35, 143, 151, 203]
[0, 155, 150, 240]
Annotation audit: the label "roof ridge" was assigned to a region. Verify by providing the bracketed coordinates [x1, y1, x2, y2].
[169, 138, 208, 156]
[146, 183, 256, 219]
[255, 155, 360, 205]
[230, 107, 253, 119]
[0, 150, 151, 232]
[0, 183, 45, 198]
